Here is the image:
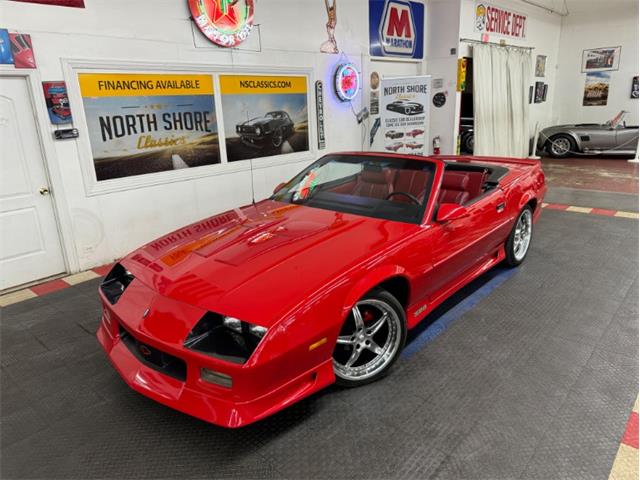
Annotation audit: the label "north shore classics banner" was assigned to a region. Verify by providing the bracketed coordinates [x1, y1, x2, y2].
[78, 73, 220, 181]
[219, 75, 309, 162]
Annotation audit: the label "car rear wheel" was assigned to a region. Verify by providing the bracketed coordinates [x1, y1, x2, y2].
[333, 288, 406, 387]
[547, 134, 575, 158]
[462, 132, 474, 154]
[272, 127, 284, 148]
[505, 206, 533, 267]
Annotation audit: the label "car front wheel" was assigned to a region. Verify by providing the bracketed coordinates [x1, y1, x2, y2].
[333, 288, 406, 387]
[272, 127, 284, 148]
[547, 134, 576, 158]
[505, 206, 533, 267]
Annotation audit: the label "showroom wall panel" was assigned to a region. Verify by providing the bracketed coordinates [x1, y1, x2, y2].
[553, 3, 639, 125]
[1, 0, 424, 273]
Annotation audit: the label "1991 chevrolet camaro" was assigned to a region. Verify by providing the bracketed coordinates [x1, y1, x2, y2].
[97, 153, 546, 427]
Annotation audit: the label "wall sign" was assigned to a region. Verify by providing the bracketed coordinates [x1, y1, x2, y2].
[432, 92, 446, 108]
[381, 75, 430, 156]
[581, 46, 621, 72]
[0, 29, 13, 65]
[334, 63, 360, 102]
[474, 2, 527, 39]
[78, 73, 220, 181]
[369, 0, 425, 60]
[219, 75, 309, 161]
[189, 0, 255, 48]
[42, 81, 71, 124]
[583, 72, 610, 106]
[9, 33, 36, 68]
[315, 81, 326, 149]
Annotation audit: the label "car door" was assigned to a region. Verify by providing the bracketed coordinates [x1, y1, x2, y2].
[421, 186, 507, 302]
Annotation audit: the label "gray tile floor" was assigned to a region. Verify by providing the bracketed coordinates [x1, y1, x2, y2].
[1, 209, 638, 479]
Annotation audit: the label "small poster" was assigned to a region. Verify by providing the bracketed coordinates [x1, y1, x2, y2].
[220, 75, 309, 162]
[535, 55, 546, 77]
[381, 75, 430, 156]
[9, 33, 36, 68]
[0, 29, 14, 65]
[534, 81, 544, 103]
[78, 73, 219, 181]
[42, 81, 71, 124]
[370, 71, 380, 115]
[631, 76, 638, 99]
[582, 46, 621, 72]
[583, 72, 610, 106]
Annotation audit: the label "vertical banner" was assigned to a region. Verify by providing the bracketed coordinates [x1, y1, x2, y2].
[381, 75, 430, 156]
[315, 81, 326, 150]
[220, 75, 309, 162]
[78, 73, 219, 181]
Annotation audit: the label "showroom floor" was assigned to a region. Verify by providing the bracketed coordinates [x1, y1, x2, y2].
[2, 187, 638, 479]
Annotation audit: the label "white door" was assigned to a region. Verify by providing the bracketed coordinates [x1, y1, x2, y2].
[0, 76, 65, 290]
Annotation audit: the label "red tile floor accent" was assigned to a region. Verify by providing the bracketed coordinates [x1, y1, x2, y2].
[29, 278, 70, 296]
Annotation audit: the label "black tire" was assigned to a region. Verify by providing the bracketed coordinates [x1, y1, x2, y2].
[505, 206, 534, 267]
[271, 127, 284, 148]
[333, 288, 407, 388]
[546, 134, 576, 158]
[462, 132, 474, 154]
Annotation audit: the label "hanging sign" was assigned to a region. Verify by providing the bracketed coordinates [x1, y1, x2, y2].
[78, 73, 220, 181]
[474, 2, 527, 39]
[315, 81, 326, 150]
[334, 63, 360, 102]
[189, 0, 255, 48]
[369, 0, 425, 60]
[381, 75, 430, 156]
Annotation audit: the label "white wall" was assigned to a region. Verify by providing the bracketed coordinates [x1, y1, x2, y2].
[1, 0, 423, 273]
[458, 0, 563, 132]
[553, 3, 639, 125]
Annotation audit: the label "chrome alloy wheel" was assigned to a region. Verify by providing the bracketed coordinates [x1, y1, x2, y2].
[333, 299, 403, 382]
[513, 208, 532, 261]
[550, 137, 572, 156]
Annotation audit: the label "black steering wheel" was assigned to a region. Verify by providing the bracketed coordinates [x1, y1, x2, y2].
[385, 191, 421, 205]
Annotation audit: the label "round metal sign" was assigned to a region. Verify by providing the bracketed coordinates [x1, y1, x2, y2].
[189, 0, 255, 48]
[335, 63, 360, 102]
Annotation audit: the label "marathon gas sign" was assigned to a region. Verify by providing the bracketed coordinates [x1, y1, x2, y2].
[474, 2, 527, 39]
[369, 0, 425, 60]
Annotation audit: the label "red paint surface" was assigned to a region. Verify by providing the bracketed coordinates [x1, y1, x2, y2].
[621, 411, 639, 449]
[544, 203, 569, 211]
[93, 264, 114, 277]
[590, 208, 618, 217]
[97, 153, 547, 427]
[30, 278, 69, 296]
[11, 0, 85, 7]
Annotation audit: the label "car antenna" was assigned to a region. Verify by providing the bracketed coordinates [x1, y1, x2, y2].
[249, 156, 257, 208]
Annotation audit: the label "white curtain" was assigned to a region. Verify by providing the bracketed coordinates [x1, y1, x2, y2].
[473, 43, 532, 157]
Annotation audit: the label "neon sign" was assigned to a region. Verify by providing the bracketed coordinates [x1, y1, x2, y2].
[189, 0, 255, 48]
[334, 63, 360, 102]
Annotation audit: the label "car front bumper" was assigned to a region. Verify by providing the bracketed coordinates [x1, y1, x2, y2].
[96, 306, 334, 428]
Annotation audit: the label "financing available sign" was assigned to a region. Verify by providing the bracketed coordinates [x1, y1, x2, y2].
[474, 2, 527, 39]
[369, 0, 425, 60]
[381, 75, 430, 156]
[78, 73, 220, 181]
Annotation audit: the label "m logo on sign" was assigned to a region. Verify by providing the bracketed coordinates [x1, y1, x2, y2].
[380, 0, 416, 56]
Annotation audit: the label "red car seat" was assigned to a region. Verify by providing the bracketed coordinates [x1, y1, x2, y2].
[438, 172, 470, 205]
[353, 168, 394, 199]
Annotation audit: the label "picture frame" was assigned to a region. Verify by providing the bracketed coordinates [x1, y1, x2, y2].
[535, 55, 546, 77]
[581, 46, 621, 72]
[534, 81, 544, 103]
[632, 76, 638, 99]
[542, 83, 548, 102]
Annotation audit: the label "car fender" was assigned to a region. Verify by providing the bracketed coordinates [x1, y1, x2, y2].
[543, 128, 583, 151]
[341, 265, 408, 320]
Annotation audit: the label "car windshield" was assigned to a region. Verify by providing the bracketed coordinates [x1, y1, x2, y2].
[271, 154, 436, 224]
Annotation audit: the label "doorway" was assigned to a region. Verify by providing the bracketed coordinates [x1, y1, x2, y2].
[0, 75, 66, 291]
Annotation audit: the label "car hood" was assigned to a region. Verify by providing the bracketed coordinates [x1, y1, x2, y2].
[542, 123, 602, 131]
[241, 118, 270, 127]
[122, 200, 416, 327]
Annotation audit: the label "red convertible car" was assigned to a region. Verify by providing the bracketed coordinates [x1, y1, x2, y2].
[97, 153, 546, 428]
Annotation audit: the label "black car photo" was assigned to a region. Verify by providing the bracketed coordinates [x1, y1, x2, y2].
[236, 111, 294, 149]
[386, 100, 424, 116]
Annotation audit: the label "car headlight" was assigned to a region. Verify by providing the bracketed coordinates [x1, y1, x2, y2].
[184, 313, 268, 364]
[255, 126, 261, 135]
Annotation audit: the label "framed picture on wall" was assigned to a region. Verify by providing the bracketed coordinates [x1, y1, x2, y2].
[581, 46, 621, 72]
[534, 81, 544, 103]
[542, 84, 548, 102]
[632, 76, 638, 99]
[535, 55, 546, 77]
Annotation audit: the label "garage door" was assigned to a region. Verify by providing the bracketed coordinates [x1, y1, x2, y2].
[0, 76, 65, 291]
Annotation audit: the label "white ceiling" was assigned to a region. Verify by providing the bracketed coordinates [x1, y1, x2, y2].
[522, 0, 638, 15]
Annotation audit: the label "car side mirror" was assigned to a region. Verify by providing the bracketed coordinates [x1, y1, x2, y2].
[273, 182, 286, 194]
[436, 203, 468, 222]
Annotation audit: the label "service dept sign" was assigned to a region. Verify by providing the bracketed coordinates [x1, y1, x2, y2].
[474, 2, 527, 39]
[369, 0, 425, 60]
[189, 0, 255, 47]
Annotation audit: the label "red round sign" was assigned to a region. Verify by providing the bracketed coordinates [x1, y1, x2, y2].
[189, 0, 255, 48]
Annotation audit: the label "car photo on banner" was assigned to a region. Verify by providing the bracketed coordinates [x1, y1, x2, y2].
[220, 75, 310, 161]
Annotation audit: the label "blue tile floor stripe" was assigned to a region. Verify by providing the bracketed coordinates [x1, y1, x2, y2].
[402, 267, 518, 358]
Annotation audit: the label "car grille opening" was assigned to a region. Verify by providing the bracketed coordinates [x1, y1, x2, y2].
[100, 263, 135, 305]
[119, 324, 187, 382]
